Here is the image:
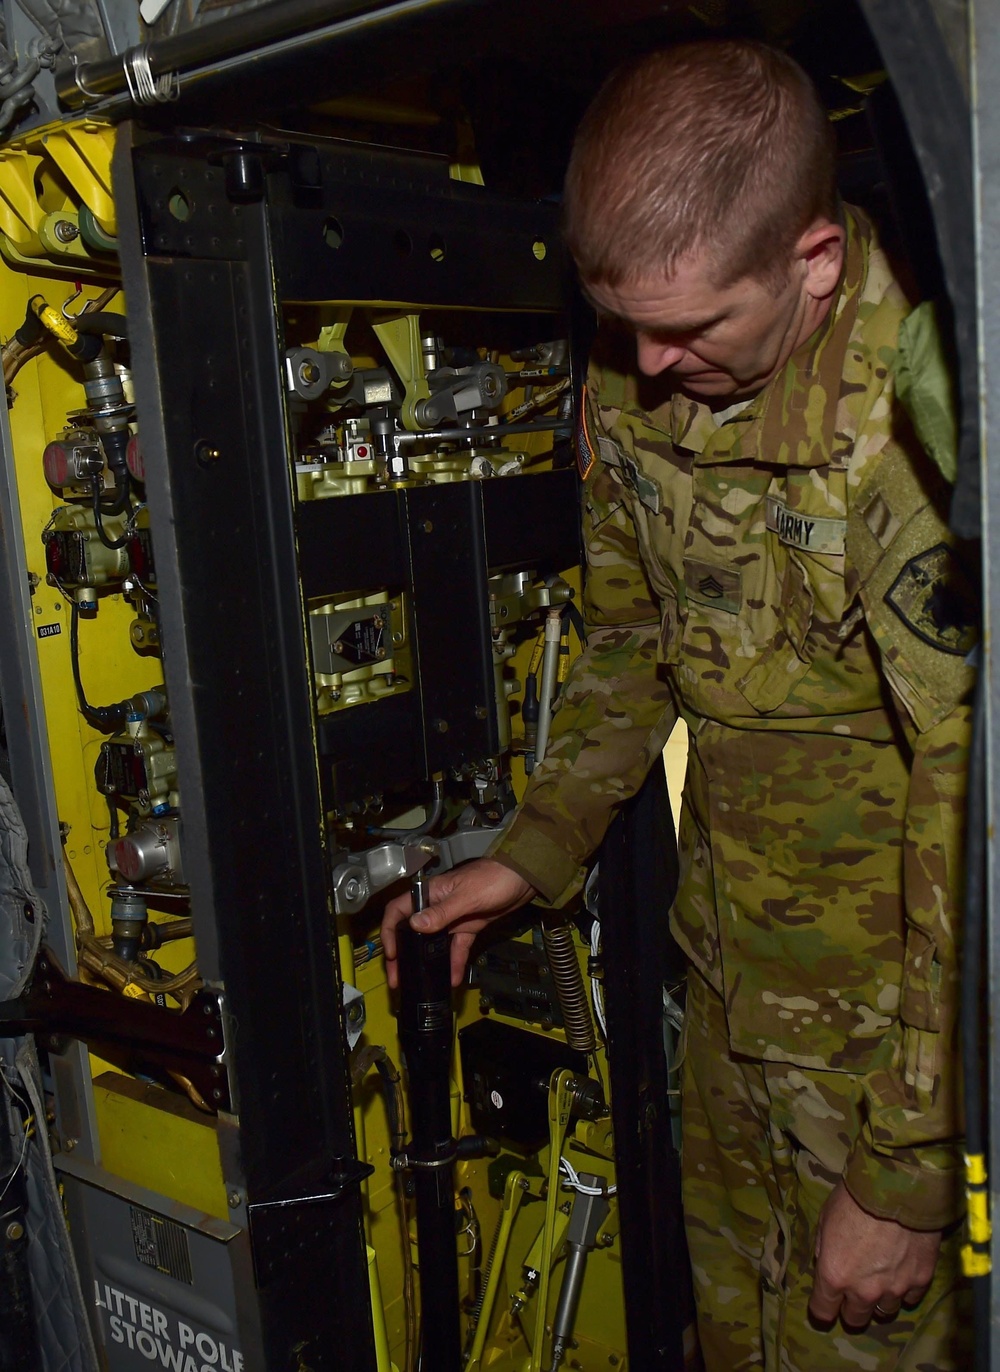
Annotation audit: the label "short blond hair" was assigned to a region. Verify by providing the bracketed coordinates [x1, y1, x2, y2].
[563, 40, 838, 290]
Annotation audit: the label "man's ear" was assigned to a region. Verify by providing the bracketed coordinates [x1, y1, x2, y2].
[796, 219, 846, 301]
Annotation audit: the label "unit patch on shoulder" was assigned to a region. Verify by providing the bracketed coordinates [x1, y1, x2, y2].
[884, 543, 978, 657]
[577, 384, 597, 481]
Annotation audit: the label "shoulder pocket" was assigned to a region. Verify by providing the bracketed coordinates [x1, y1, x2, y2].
[849, 449, 976, 732]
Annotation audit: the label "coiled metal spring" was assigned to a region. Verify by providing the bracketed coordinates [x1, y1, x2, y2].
[542, 920, 597, 1052]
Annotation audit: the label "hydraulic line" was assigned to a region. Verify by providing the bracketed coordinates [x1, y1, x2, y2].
[396, 871, 460, 1372]
[69, 603, 128, 733]
[541, 918, 597, 1053]
[534, 607, 562, 765]
[369, 777, 444, 839]
[4, 288, 119, 393]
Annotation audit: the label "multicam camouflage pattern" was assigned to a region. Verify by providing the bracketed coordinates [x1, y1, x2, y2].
[495, 209, 974, 1229]
[683, 968, 970, 1371]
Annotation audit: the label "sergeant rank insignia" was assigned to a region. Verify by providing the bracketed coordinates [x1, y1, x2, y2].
[884, 543, 978, 656]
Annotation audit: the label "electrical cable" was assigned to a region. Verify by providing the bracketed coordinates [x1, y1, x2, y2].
[69, 602, 127, 732]
[589, 919, 606, 1039]
[0, 1124, 30, 1209]
[91, 475, 131, 549]
[558, 1156, 615, 1197]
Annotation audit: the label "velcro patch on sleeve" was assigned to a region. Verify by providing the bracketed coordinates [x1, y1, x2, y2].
[884, 543, 977, 657]
[577, 384, 597, 481]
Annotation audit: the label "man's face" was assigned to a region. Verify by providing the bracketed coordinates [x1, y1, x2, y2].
[584, 248, 820, 402]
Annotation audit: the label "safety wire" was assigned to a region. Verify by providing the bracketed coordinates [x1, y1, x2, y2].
[588, 918, 606, 1040]
[0, 1059, 35, 1209]
[558, 1155, 615, 1197]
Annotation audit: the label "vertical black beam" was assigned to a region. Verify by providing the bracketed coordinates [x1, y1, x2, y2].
[598, 764, 692, 1371]
[113, 126, 376, 1372]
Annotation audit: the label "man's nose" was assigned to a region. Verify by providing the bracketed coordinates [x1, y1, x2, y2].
[635, 333, 686, 376]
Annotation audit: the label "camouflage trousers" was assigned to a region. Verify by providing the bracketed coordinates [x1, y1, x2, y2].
[680, 969, 970, 1371]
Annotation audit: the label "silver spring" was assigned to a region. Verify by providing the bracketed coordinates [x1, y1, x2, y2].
[542, 921, 597, 1053]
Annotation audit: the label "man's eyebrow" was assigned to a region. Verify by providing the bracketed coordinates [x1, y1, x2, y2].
[583, 295, 726, 337]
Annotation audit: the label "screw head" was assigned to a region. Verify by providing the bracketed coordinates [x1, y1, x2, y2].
[227, 1191, 242, 1208]
[5, 1221, 24, 1241]
[53, 219, 79, 243]
[195, 440, 222, 467]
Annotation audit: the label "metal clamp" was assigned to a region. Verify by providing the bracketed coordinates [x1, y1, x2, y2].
[391, 1148, 458, 1172]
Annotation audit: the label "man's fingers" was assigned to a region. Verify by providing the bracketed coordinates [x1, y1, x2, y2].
[872, 1299, 902, 1321]
[807, 1271, 843, 1326]
[902, 1286, 929, 1309]
[410, 894, 465, 934]
[839, 1293, 878, 1328]
[380, 893, 415, 988]
[450, 930, 478, 987]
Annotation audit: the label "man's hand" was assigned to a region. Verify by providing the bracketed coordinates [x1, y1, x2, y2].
[380, 858, 536, 989]
[809, 1181, 942, 1328]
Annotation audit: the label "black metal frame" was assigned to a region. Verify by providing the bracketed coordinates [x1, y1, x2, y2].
[599, 764, 690, 1371]
[112, 122, 576, 1369]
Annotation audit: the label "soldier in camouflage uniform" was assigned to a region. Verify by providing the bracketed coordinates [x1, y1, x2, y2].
[383, 40, 974, 1369]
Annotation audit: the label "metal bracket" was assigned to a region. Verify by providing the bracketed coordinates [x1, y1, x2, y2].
[247, 1156, 375, 1287]
[330, 820, 511, 916]
[0, 947, 230, 1110]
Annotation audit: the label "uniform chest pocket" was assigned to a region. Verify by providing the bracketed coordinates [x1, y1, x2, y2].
[736, 548, 815, 713]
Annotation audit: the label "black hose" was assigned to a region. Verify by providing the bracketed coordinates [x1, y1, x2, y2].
[64, 333, 105, 364]
[13, 300, 45, 349]
[564, 599, 587, 644]
[73, 313, 129, 339]
[97, 431, 132, 516]
[70, 603, 127, 733]
[91, 478, 130, 548]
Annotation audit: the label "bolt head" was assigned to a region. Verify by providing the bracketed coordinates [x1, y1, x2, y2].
[227, 1191, 242, 1208]
[5, 1221, 24, 1241]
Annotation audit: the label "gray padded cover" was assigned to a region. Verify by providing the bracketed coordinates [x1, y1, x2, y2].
[0, 769, 98, 1372]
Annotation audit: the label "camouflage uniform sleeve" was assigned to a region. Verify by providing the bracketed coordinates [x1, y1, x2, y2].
[491, 392, 677, 906]
[842, 435, 976, 1230]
